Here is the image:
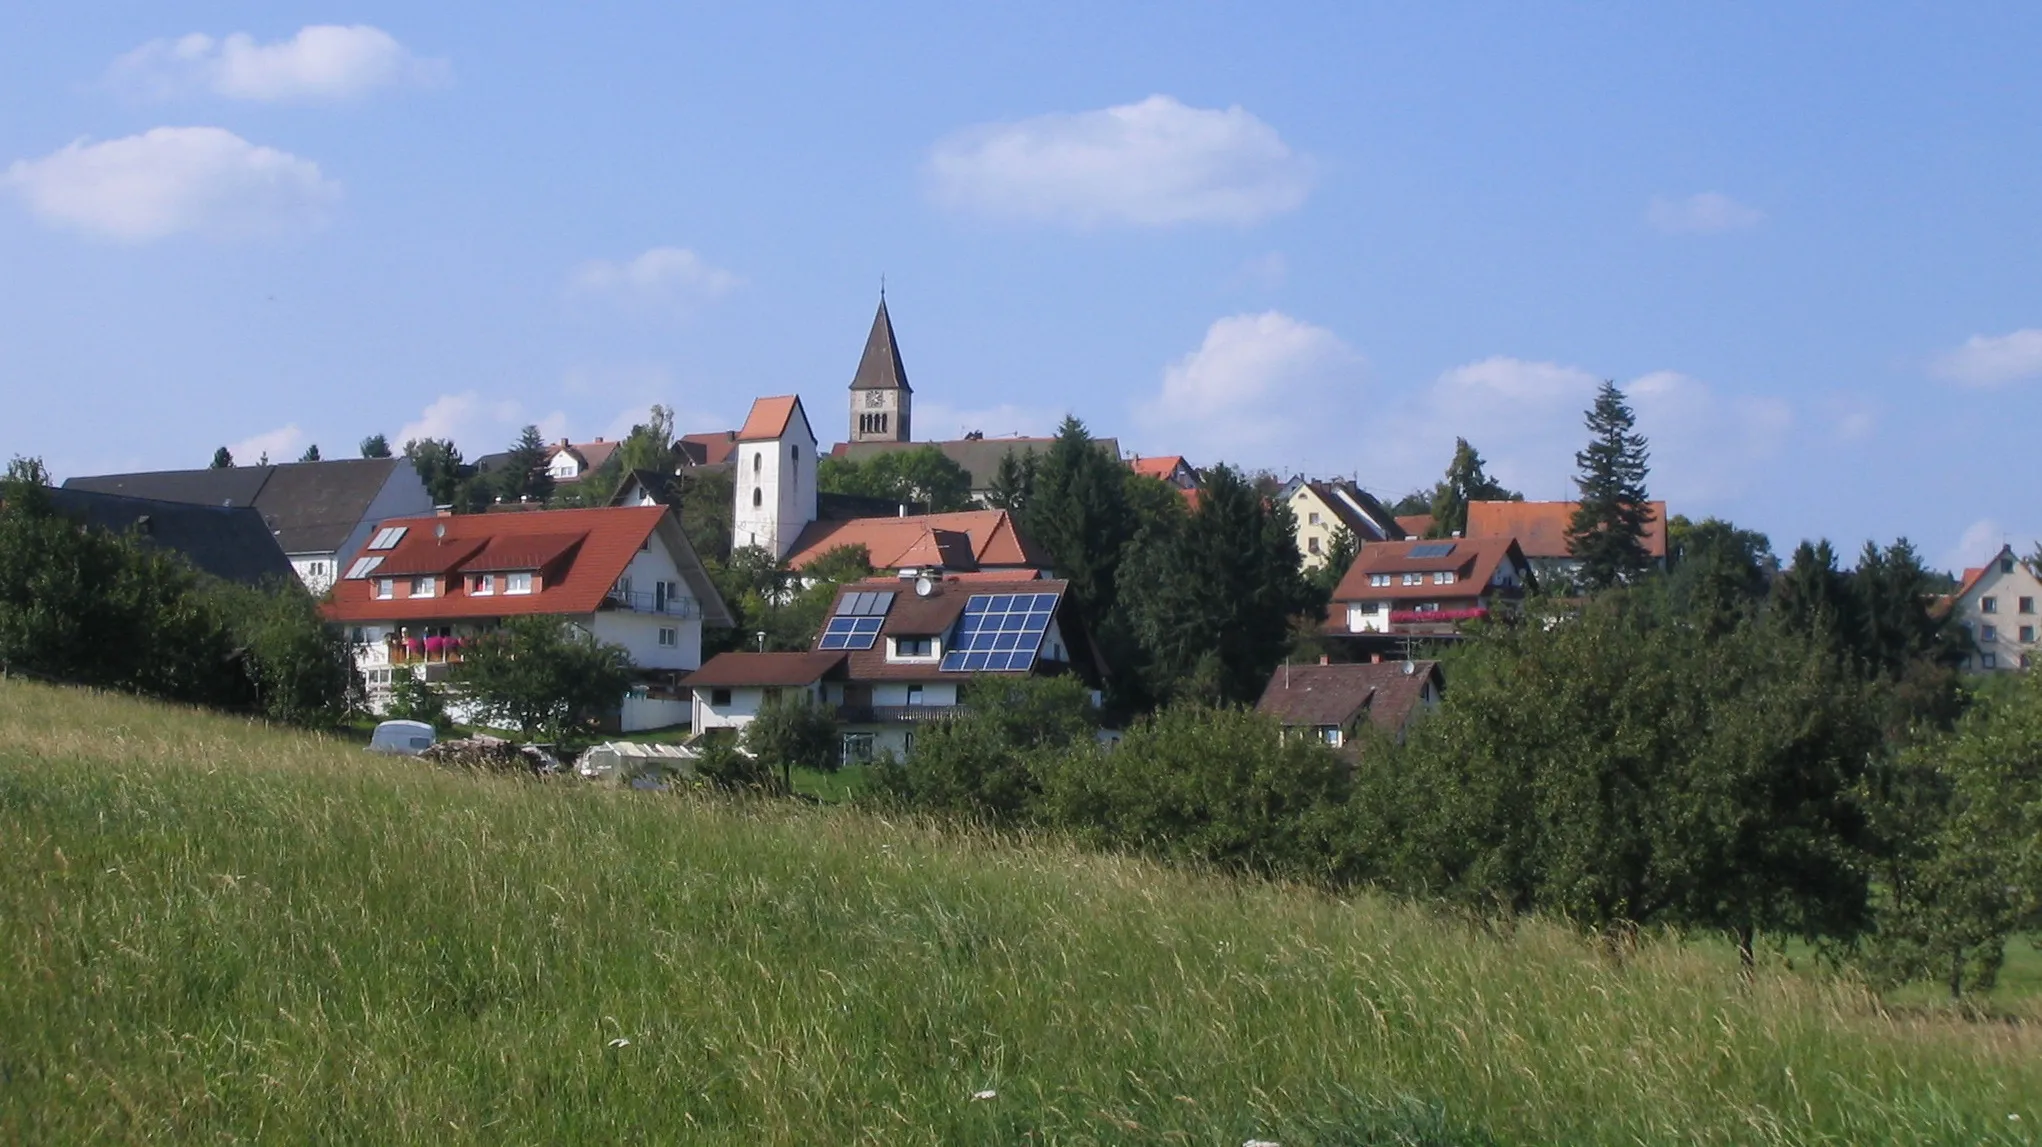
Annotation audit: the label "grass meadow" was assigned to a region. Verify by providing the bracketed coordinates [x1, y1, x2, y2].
[2, 678, 2038, 1144]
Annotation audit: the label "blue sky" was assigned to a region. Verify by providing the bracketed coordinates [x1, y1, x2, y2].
[4, 3, 2038, 571]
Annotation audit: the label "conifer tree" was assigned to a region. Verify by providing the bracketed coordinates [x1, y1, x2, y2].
[986, 448, 1039, 513]
[1021, 416, 1134, 625]
[210, 446, 233, 469]
[298, 444, 321, 463]
[358, 434, 392, 459]
[1426, 438, 1519, 538]
[1566, 381, 1653, 590]
[500, 424, 556, 504]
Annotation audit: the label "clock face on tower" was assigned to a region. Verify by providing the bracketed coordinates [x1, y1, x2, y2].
[864, 390, 886, 408]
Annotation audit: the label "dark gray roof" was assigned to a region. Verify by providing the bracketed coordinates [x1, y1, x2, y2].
[1307, 480, 1407, 543]
[833, 437, 1121, 494]
[46, 488, 299, 588]
[848, 297, 912, 392]
[65, 458, 406, 554]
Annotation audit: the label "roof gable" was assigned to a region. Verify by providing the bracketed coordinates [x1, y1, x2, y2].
[45, 487, 299, 588]
[1256, 660, 1443, 734]
[66, 458, 409, 555]
[738, 396, 814, 443]
[1331, 537, 1526, 601]
[784, 509, 1046, 572]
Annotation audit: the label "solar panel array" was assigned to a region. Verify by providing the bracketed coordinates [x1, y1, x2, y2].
[344, 555, 384, 580]
[367, 526, 408, 551]
[836, 590, 895, 617]
[939, 592, 1059, 674]
[818, 589, 896, 649]
[1406, 542, 1457, 559]
[819, 616, 884, 650]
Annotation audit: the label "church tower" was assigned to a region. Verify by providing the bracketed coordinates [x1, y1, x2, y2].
[848, 295, 912, 443]
[733, 395, 818, 560]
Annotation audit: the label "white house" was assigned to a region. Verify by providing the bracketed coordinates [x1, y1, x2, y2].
[1947, 544, 2042, 672]
[323, 505, 732, 731]
[732, 395, 819, 559]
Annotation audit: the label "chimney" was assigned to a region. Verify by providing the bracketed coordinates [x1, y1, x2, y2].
[1318, 655, 1329, 666]
[435, 504, 454, 517]
[1371, 653, 1383, 664]
[559, 438, 570, 448]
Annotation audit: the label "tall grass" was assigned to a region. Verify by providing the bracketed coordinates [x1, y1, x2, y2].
[1, 679, 2036, 1144]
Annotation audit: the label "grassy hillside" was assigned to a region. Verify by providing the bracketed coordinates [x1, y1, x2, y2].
[1, 680, 2036, 1144]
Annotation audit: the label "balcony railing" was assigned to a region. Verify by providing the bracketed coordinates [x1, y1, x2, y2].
[837, 704, 970, 724]
[603, 590, 698, 618]
[1388, 607, 1490, 624]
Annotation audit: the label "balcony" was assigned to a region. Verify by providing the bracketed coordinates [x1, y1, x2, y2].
[836, 704, 970, 724]
[603, 589, 698, 618]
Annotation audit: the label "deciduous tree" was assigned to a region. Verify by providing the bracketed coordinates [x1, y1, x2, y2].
[454, 617, 633, 742]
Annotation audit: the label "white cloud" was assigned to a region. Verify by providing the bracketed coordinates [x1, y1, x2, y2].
[1132, 312, 1364, 468]
[928, 95, 1313, 227]
[1646, 192, 1764, 234]
[568, 248, 740, 315]
[1930, 329, 2042, 388]
[3, 127, 340, 241]
[109, 25, 446, 102]
[226, 423, 303, 465]
[395, 392, 566, 453]
[1938, 519, 2032, 574]
[1624, 371, 1792, 504]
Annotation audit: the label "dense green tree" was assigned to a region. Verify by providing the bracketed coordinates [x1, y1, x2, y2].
[297, 444, 322, 463]
[673, 467, 734, 563]
[986, 447, 1039, 513]
[817, 445, 973, 512]
[1565, 381, 1654, 591]
[402, 438, 473, 509]
[1020, 417, 1136, 628]
[386, 674, 452, 731]
[1306, 526, 1360, 604]
[613, 405, 680, 477]
[1864, 673, 2042, 996]
[707, 544, 872, 657]
[453, 617, 633, 742]
[1121, 471, 1190, 534]
[1388, 489, 1434, 519]
[498, 424, 556, 505]
[1666, 515, 1773, 630]
[1426, 438, 1521, 539]
[743, 693, 842, 790]
[1370, 588, 1880, 963]
[209, 580, 358, 726]
[210, 446, 234, 469]
[358, 434, 392, 459]
[1119, 464, 1313, 705]
[874, 674, 1097, 821]
[1775, 538, 1967, 733]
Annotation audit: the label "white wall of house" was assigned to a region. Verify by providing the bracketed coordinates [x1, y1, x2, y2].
[590, 611, 701, 671]
[292, 551, 338, 595]
[622, 694, 690, 732]
[692, 682, 825, 733]
[1953, 548, 2042, 672]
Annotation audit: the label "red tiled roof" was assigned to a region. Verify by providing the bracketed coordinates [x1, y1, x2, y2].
[1130, 455, 1189, 481]
[738, 396, 804, 442]
[1330, 536, 1527, 603]
[679, 431, 738, 465]
[683, 651, 847, 688]
[325, 506, 682, 623]
[785, 509, 1046, 572]
[1395, 514, 1433, 537]
[1464, 500, 1668, 560]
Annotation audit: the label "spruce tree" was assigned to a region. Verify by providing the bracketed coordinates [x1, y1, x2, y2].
[1566, 381, 1653, 590]
[210, 446, 233, 469]
[298, 444, 321, 463]
[358, 434, 392, 459]
[501, 424, 556, 504]
[1426, 437, 1520, 538]
[1021, 416, 1134, 625]
[986, 448, 1038, 513]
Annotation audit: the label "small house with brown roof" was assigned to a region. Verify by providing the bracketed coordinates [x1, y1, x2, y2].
[1256, 658, 1445, 749]
[683, 573, 1099, 764]
[1464, 499, 1668, 587]
[545, 439, 621, 484]
[324, 505, 732, 730]
[783, 508, 1045, 575]
[1944, 543, 2042, 672]
[1327, 535, 1533, 640]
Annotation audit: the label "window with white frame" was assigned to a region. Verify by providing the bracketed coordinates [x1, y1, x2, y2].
[506, 571, 533, 594]
[1369, 573, 1391, 587]
[1402, 572, 1422, 586]
[374, 578, 394, 600]
[1434, 570, 1456, 584]
[840, 732, 876, 766]
[1308, 511, 1321, 525]
[657, 627, 677, 647]
[473, 573, 495, 595]
[411, 575, 436, 598]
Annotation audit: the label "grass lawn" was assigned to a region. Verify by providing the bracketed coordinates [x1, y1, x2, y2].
[3, 679, 2039, 1144]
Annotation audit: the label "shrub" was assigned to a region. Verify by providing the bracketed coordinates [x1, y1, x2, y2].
[875, 674, 1095, 821]
[386, 673, 451, 732]
[743, 693, 838, 789]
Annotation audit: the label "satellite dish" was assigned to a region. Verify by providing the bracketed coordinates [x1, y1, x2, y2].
[1402, 660, 1417, 676]
[434, 522, 447, 539]
[915, 575, 934, 597]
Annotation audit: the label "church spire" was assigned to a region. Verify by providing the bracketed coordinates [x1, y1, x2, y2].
[849, 295, 912, 394]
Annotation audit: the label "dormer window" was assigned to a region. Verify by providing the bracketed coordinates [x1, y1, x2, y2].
[411, 575, 436, 598]
[892, 636, 937, 661]
[1402, 572, 1422, 586]
[1434, 570, 1455, 585]
[473, 573, 495, 596]
[373, 577, 394, 600]
[1369, 573, 1391, 587]
[506, 572, 534, 595]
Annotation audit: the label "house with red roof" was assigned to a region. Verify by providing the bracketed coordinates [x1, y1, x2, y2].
[1325, 535, 1533, 641]
[545, 438, 621, 484]
[1943, 544, 2041, 672]
[324, 505, 732, 730]
[1463, 499, 1668, 587]
[683, 573, 1099, 763]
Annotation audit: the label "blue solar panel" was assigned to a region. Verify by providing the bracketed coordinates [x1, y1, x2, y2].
[939, 591, 1058, 673]
[818, 615, 884, 650]
[1406, 542, 1456, 559]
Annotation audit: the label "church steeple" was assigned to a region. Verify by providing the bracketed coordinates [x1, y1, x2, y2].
[848, 294, 912, 442]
